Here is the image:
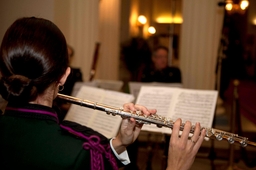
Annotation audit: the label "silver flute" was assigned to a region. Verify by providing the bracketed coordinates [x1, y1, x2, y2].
[57, 93, 256, 147]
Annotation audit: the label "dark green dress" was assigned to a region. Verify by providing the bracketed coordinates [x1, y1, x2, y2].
[0, 103, 120, 170]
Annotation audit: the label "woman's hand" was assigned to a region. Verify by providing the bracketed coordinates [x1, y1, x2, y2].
[112, 103, 157, 154]
[166, 119, 206, 170]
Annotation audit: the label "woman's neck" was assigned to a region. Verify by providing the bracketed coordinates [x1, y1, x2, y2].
[29, 83, 57, 107]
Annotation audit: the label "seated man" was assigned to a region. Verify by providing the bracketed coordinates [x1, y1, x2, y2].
[133, 45, 182, 169]
[140, 45, 182, 83]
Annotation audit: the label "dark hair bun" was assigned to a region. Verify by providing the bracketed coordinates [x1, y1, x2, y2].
[0, 17, 68, 103]
[5, 75, 31, 96]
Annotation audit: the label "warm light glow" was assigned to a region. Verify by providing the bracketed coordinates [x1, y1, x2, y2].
[240, 0, 249, 10]
[148, 26, 156, 34]
[137, 15, 147, 25]
[253, 18, 256, 25]
[225, 0, 249, 12]
[156, 17, 183, 24]
[225, 3, 233, 11]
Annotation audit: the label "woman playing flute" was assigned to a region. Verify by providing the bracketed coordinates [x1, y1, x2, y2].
[0, 17, 205, 170]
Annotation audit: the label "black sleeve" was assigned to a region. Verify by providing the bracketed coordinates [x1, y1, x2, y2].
[61, 120, 125, 168]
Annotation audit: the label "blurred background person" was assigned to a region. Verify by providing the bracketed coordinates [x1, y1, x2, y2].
[135, 45, 182, 169]
[121, 37, 152, 82]
[139, 45, 182, 83]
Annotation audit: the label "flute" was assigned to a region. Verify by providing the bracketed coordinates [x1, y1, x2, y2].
[57, 93, 256, 148]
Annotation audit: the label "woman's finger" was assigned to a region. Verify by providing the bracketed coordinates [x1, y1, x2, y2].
[189, 123, 200, 146]
[171, 118, 182, 141]
[180, 121, 192, 146]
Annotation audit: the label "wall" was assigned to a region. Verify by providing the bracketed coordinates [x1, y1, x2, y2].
[66, 0, 99, 81]
[0, 0, 121, 82]
[0, 0, 54, 41]
[180, 0, 224, 90]
[96, 0, 120, 80]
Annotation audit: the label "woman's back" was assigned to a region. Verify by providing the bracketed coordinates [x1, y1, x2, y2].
[0, 104, 92, 169]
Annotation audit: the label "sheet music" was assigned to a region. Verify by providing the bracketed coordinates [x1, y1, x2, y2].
[65, 86, 105, 127]
[135, 86, 217, 134]
[129, 81, 183, 99]
[64, 85, 134, 138]
[71, 79, 123, 96]
[135, 87, 177, 117]
[93, 79, 124, 91]
[135, 86, 178, 133]
[71, 81, 98, 96]
[170, 89, 218, 128]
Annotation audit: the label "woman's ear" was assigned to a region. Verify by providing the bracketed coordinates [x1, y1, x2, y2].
[59, 67, 71, 85]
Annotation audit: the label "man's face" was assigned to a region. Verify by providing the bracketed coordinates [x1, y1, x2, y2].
[152, 49, 168, 70]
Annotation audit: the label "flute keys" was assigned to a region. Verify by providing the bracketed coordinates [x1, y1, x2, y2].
[205, 128, 214, 137]
[136, 110, 142, 115]
[228, 137, 235, 144]
[215, 134, 223, 141]
[240, 140, 247, 147]
[136, 120, 148, 124]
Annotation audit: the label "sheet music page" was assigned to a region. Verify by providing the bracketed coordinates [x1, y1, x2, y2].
[93, 79, 124, 91]
[71, 81, 98, 96]
[170, 89, 218, 128]
[65, 86, 105, 127]
[135, 86, 178, 133]
[151, 82, 183, 88]
[135, 86, 217, 134]
[129, 82, 183, 99]
[89, 90, 135, 138]
[128, 82, 144, 98]
[64, 85, 134, 138]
